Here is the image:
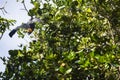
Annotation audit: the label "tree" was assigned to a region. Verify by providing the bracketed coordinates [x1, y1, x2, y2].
[0, 0, 120, 79]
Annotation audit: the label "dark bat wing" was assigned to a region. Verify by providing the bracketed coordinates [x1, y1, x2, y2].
[9, 29, 17, 37]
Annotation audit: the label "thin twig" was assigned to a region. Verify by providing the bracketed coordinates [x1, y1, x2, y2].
[1, 9, 5, 15]
[0, 33, 3, 40]
[0, 1, 7, 15]
[22, 1, 33, 19]
[3, 1, 7, 7]
[22, 1, 29, 13]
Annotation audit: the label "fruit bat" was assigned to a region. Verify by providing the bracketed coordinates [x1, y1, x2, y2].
[9, 17, 41, 37]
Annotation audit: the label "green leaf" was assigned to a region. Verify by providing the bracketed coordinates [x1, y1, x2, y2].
[59, 66, 65, 73]
[67, 52, 75, 61]
[9, 50, 18, 57]
[65, 68, 72, 74]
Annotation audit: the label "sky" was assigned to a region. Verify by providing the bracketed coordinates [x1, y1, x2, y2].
[0, 0, 33, 72]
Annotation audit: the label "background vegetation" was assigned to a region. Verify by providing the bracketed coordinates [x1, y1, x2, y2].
[0, 0, 120, 79]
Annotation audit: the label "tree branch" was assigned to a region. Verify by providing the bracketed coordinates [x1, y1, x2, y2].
[0, 1, 7, 15]
[21, 1, 33, 19]
[22, 1, 29, 14]
[0, 33, 3, 40]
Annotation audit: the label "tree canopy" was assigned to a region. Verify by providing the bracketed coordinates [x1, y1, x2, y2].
[0, 0, 120, 79]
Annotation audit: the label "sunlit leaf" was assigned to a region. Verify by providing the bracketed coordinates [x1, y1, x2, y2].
[65, 68, 72, 74]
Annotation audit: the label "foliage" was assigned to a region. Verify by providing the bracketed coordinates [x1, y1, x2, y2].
[1, 0, 120, 80]
[0, 16, 15, 39]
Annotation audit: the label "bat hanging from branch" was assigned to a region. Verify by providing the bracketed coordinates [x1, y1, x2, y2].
[9, 17, 41, 37]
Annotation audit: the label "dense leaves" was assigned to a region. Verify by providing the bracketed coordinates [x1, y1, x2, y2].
[1, 0, 120, 79]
